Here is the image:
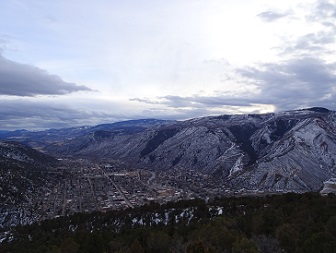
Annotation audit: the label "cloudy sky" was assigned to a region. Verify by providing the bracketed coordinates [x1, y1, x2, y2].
[0, 0, 335, 130]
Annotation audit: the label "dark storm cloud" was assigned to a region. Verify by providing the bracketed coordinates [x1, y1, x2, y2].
[257, 10, 291, 22]
[0, 55, 92, 96]
[237, 57, 336, 111]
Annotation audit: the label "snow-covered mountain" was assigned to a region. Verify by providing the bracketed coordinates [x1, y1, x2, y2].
[36, 107, 336, 192]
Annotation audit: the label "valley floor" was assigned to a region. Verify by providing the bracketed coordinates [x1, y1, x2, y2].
[1, 157, 286, 228]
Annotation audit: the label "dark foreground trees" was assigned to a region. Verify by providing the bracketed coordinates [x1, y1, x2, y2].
[1, 192, 336, 253]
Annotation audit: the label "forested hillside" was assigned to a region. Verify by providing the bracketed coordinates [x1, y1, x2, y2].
[1, 193, 336, 253]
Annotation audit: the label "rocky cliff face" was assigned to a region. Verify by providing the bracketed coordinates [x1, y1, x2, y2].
[44, 108, 336, 192]
[230, 111, 336, 192]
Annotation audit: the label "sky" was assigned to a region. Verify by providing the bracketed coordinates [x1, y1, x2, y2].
[0, 0, 335, 130]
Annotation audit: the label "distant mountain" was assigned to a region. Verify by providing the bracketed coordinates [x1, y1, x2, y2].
[40, 107, 336, 193]
[0, 119, 173, 150]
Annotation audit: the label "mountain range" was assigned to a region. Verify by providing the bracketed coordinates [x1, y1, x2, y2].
[1, 107, 336, 194]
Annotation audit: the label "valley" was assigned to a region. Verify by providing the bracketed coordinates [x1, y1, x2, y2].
[1, 156, 256, 228]
[1, 108, 336, 229]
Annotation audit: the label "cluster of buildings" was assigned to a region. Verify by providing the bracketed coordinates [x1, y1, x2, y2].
[30, 160, 194, 219]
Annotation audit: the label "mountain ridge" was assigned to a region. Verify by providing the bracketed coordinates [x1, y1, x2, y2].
[1, 108, 336, 193]
[34, 107, 336, 193]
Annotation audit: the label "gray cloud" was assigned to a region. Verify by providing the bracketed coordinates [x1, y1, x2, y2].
[134, 56, 336, 114]
[132, 96, 270, 121]
[0, 55, 92, 96]
[307, 0, 336, 29]
[141, 107, 240, 121]
[247, 0, 336, 112]
[283, 32, 335, 54]
[237, 57, 336, 111]
[131, 95, 254, 109]
[282, 1, 336, 56]
[0, 99, 130, 130]
[257, 10, 291, 22]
